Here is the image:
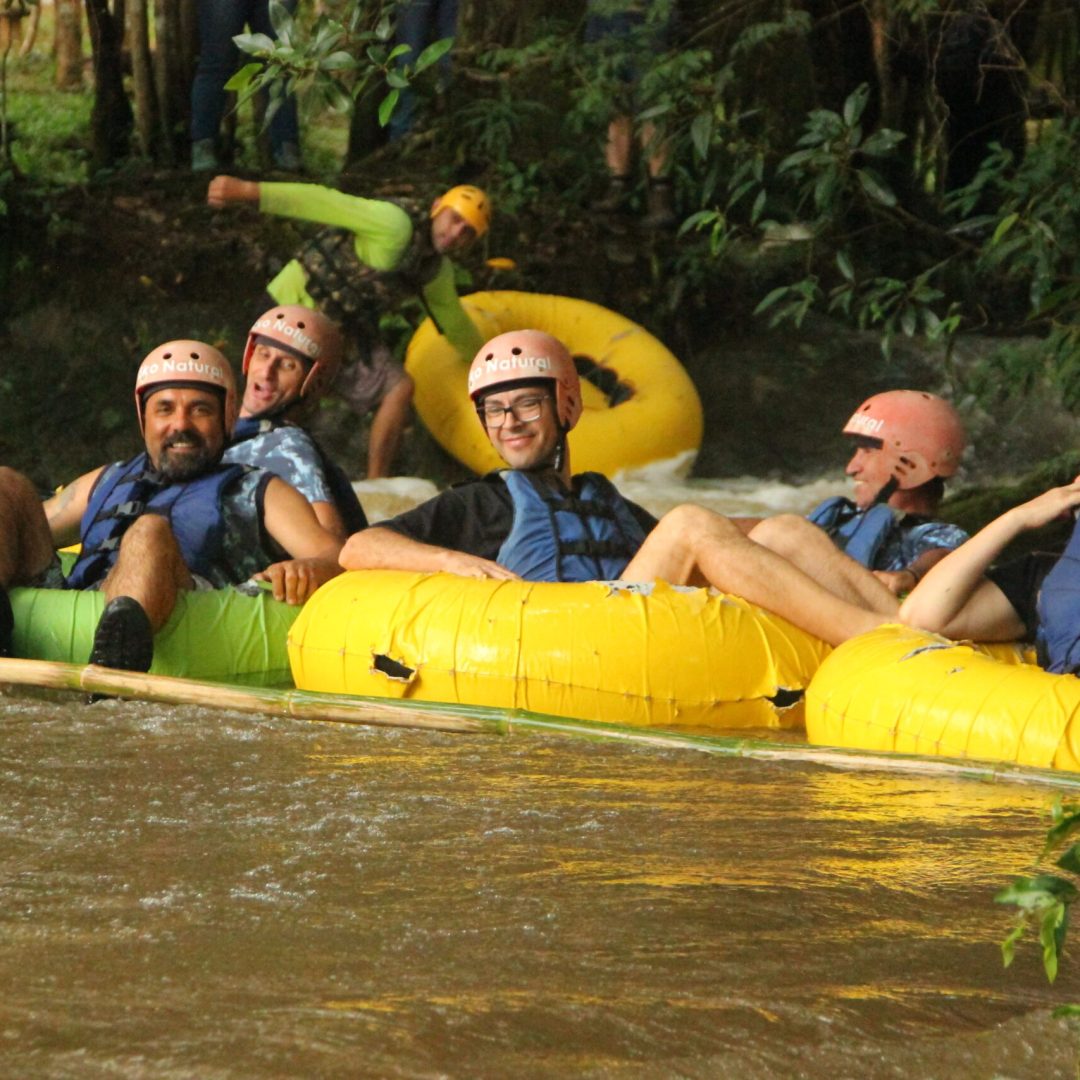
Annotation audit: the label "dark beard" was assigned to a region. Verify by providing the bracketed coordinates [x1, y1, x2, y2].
[157, 435, 218, 481]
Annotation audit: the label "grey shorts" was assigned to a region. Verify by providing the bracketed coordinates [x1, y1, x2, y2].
[333, 339, 406, 418]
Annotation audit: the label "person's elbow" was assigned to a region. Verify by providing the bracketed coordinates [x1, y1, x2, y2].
[339, 528, 381, 571]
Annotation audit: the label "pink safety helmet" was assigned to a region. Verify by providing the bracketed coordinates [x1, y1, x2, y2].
[134, 340, 237, 433]
[843, 390, 967, 488]
[243, 305, 344, 401]
[468, 329, 582, 431]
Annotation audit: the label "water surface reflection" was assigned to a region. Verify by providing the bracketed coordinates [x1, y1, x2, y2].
[0, 692, 1077, 1077]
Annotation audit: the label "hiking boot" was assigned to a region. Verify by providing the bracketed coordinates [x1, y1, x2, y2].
[191, 138, 218, 173]
[0, 584, 13, 659]
[89, 596, 154, 674]
[642, 178, 677, 230]
[272, 142, 302, 171]
[592, 175, 631, 214]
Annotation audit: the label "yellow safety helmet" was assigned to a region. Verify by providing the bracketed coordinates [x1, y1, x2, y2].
[431, 184, 492, 237]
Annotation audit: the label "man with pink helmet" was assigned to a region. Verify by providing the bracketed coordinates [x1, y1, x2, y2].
[800, 390, 969, 590]
[223, 304, 368, 541]
[0, 341, 342, 672]
[340, 329, 902, 646]
[207, 175, 492, 478]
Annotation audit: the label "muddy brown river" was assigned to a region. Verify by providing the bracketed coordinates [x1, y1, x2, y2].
[1, 687, 1079, 1078]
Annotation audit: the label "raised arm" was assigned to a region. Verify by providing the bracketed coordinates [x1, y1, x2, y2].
[340, 526, 517, 580]
[899, 478, 1080, 640]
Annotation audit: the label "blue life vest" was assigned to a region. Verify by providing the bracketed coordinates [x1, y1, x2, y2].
[66, 452, 248, 589]
[230, 416, 369, 535]
[1035, 520, 1080, 674]
[496, 470, 648, 583]
[807, 496, 897, 569]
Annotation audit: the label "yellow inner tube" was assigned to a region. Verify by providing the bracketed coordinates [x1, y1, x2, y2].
[405, 290, 704, 479]
[288, 571, 832, 733]
[804, 623, 1080, 770]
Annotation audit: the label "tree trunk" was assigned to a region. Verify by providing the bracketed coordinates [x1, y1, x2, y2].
[153, 0, 186, 164]
[84, 0, 133, 168]
[127, 0, 158, 157]
[54, 0, 83, 89]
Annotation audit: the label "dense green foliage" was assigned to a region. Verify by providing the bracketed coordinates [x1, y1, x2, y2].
[215, 0, 1080, 411]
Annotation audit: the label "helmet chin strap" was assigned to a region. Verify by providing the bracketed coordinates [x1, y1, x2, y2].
[872, 475, 900, 506]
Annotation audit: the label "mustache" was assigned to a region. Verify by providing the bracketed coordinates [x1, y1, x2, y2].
[162, 430, 206, 450]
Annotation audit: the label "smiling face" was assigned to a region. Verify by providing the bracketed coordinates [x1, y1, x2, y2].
[430, 206, 478, 256]
[142, 386, 226, 480]
[240, 342, 311, 419]
[479, 385, 560, 471]
[844, 436, 895, 509]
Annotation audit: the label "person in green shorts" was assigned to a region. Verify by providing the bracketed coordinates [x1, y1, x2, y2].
[207, 176, 491, 478]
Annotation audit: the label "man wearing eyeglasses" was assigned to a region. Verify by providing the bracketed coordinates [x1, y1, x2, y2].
[340, 329, 904, 647]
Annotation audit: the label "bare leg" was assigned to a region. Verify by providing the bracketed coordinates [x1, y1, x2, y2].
[621, 504, 890, 646]
[0, 466, 57, 587]
[749, 513, 898, 614]
[101, 514, 193, 631]
[367, 374, 414, 479]
[604, 115, 632, 176]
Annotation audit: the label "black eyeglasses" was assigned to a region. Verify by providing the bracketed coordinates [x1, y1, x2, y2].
[478, 394, 551, 427]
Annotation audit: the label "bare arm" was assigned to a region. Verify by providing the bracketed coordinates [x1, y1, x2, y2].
[339, 526, 518, 580]
[255, 477, 343, 604]
[899, 479, 1080, 639]
[311, 500, 348, 543]
[41, 467, 104, 548]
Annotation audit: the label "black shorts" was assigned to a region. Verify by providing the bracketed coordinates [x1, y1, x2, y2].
[986, 551, 1059, 636]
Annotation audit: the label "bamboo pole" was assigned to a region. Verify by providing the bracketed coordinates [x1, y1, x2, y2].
[3, 656, 1080, 792]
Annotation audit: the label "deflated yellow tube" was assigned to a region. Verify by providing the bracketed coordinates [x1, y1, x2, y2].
[288, 572, 833, 732]
[805, 623, 1080, 771]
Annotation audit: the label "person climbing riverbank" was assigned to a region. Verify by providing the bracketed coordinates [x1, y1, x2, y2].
[0, 342, 342, 671]
[224, 304, 368, 542]
[339, 328, 900, 646]
[206, 175, 491, 478]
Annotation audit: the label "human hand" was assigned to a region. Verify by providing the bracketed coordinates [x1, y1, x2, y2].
[254, 558, 340, 605]
[440, 551, 520, 580]
[206, 175, 260, 208]
[873, 568, 917, 596]
[1011, 478, 1080, 531]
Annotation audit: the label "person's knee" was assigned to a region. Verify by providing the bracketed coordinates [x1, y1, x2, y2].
[120, 513, 177, 553]
[657, 503, 736, 544]
[749, 513, 814, 555]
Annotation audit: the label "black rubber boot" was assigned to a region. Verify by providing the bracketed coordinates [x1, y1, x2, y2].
[592, 175, 632, 213]
[89, 596, 154, 674]
[0, 584, 13, 658]
[642, 177, 677, 230]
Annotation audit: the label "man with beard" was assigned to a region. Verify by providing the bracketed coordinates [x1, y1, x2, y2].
[223, 304, 367, 542]
[0, 340, 343, 673]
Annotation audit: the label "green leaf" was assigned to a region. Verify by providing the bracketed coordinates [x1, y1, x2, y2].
[842, 84, 869, 128]
[857, 168, 897, 207]
[900, 306, 917, 337]
[836, 250, 854, 282]
[415, 37, 454, 74]
[754, 285, 792, 316]
[860, 129, 906, 157]
[224, 62, 262, 93]
[233, 32, 275, 55]
[1051, 1004, 1080, 1018]
[750, 189, 767, 225]
[375, 13, 393, 41]
[378, 89, 401, 128]
[1058, 844, 1080, 875]
[319, 51, 357, 72]
[691, 113, 714, 162]
[386, 70, 410, 90]
[991, 212, 1020, 245]
[386, 43, 412, 63]
[268, 0, 292, 45]
[1001, 923, 1025, 968]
